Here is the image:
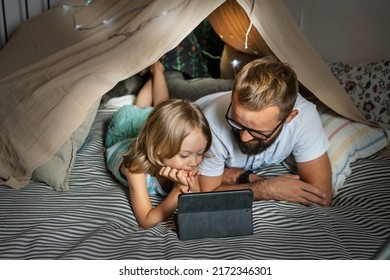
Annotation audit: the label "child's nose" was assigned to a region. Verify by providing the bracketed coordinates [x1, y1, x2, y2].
[188, 156, 198, 167]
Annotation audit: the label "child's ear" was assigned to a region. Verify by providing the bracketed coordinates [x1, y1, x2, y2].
[285, 109, 298, 123]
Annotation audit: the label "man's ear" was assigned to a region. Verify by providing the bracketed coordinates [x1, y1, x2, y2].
[285, 109, 299, 123]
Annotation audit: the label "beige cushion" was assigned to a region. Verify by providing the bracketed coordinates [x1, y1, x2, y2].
[31, 99, 100, 191]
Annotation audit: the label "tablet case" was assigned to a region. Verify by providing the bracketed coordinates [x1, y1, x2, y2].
[176, 189, 253, 240]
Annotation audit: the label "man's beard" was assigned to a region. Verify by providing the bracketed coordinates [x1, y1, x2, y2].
[232, 128, 282, 155]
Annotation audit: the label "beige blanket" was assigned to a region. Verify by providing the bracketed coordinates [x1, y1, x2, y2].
[0, 0, 367, 189]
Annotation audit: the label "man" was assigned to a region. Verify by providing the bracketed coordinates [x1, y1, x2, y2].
[195, 56, 332, 206]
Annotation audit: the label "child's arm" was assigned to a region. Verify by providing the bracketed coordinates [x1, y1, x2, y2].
[121, 164, 180, 228]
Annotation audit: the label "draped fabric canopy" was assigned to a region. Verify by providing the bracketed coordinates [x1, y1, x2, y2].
[209, 0, 367, 122]
[0, 0, 367, 188]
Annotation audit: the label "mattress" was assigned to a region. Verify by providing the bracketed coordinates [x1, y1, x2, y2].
[0, 107, 389, 260]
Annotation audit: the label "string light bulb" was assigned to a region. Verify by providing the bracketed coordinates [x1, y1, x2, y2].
[231, 59, 240, 76]
[102, 19, 113, 26]
[231, 59, 239, 68]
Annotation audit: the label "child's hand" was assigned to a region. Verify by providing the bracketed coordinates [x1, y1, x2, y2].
[159, 166, 200, 193]
[159, 166, 187, 185]
[185, 171, 201, 193]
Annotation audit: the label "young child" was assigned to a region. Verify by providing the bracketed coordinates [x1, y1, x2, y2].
[106, 98, 212, 228]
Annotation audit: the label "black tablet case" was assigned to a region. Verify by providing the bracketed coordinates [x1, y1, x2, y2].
[176, 189, 253, 240]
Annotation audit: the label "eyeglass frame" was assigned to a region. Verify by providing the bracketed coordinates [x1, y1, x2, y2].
[224, 103, 288, 141]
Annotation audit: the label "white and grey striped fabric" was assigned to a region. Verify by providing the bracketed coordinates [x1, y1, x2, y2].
[1, 108, 389, 259]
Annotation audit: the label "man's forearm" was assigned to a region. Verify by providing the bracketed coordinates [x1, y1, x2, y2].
[217, 179, 268, 201]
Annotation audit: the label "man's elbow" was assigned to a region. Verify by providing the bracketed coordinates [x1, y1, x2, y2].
[199, 175, 222, 192]
[323, 197, 332, 206]
[323, 188, 333, 206]
[199, 184, 218, 192]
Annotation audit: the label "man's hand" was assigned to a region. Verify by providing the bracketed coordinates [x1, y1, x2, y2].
[201, 168, 330, 206]
[253, 174, 329, 206]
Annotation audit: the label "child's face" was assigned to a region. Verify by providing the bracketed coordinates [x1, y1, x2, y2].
[162, 128, 208, 174]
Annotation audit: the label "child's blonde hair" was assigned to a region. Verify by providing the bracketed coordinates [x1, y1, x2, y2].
[123, 98, 212, 176]
[233, 56, 298, 120]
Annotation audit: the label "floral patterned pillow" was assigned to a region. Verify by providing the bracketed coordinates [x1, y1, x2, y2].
[328, 60, 390, 128]
[160, 32, 210, 79]
[160, 20, 224, 79]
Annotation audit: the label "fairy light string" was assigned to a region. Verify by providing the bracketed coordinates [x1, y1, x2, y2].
[59, 0, 191, 38]
[244, 0, 255, 49]
[59, 0, 256, 69]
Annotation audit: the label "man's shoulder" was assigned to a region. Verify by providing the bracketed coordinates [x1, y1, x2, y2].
[195, 92, 233, 147]
[296, 94, 316, 110]
[197, 92, 231, 131]
[194, 91, 231, 110]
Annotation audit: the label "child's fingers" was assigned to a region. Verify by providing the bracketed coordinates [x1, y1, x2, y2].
[159, 167, 188, 185]
[159, 166, 172, 177]
[186, 176, 200, 193]
[176, 170, 188, 185]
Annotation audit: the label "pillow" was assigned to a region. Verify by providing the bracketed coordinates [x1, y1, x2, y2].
[192, 19, 225, 78]
[317, 103, 389, 195]
[328, 60, 390, 128]
[31, 99, 100, 191]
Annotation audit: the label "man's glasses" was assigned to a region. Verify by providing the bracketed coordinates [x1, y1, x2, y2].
[225, 103, 287, 141]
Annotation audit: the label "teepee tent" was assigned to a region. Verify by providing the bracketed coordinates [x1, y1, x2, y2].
[0, 0, 367, 189]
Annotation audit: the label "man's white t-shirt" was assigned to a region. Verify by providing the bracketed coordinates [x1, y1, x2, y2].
[195, 91, 329, 177]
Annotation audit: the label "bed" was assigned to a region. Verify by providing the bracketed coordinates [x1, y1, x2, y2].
[1, 102, 389, 259]
[1, 0, 390, 260]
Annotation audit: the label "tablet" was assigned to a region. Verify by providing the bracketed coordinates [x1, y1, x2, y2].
[176, 189, 253, 240]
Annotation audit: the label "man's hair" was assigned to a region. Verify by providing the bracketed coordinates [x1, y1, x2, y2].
[232, 56, 298, 119]
[122, 98, 212, 176]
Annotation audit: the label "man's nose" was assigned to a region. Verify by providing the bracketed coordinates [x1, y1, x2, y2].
[240, 129, 255, 142]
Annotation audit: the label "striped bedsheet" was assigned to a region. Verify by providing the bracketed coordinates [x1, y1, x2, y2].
[0, 108, 389, 260]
